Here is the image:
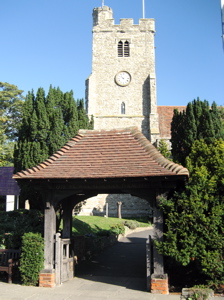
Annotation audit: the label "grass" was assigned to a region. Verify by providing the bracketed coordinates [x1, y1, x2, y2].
[72, 216, 151, 236]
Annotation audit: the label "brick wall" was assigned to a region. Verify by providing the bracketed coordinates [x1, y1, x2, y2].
[151, 274, 169, 294]
[39, 271, 55, 288]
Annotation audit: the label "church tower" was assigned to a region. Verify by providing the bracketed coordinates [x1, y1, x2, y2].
[81, 5, 158, 218]
[86, 5, 160, 143]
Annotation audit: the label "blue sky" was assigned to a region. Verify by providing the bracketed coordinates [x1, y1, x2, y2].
[1, 0, 223, 106]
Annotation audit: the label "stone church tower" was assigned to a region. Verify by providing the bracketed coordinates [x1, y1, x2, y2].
[86, 5, 160, 143]
[80, 5, 160, 217]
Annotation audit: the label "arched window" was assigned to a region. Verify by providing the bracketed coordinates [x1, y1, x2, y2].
[121, 102, 125, 114]
[118, 41, 123, 57]
[124, 41, 130, 57]
[118, 40, 130, 57]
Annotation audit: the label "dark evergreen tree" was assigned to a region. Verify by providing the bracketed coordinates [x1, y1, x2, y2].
[62, 91, 79, 139]
[14, 87, 92, 173]
[77, 99, 89, 129]
[14, 86, 93, 209]
[47, 107, 65, 155]
[210, 102, 224, 138]
[45, 86, 67, 155]
[159, 98, 224, 288]
[171, 98, 224, 166]
[170, 109, 186, 164]
[156, 139, 224, 286]
[184, 102, 197, 155]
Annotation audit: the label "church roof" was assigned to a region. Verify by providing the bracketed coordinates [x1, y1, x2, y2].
[157, 106, 186, 138]
[13, 127, 189, 180]
[0, 167, 20, 196]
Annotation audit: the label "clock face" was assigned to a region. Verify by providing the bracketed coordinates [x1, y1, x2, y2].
[115, 71, 131, 86]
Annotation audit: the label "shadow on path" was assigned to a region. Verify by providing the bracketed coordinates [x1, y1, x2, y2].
[75, 228, 152, 292]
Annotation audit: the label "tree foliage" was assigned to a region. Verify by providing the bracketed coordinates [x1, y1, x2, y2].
[0, 209, 44, 249]
[0, 82, 24, 140]
[156, 139, 224, 285]
[0, 82, 24, 166]
[14, 86, 93, 209]
[14, 86, 93, 172]
[171, 98, 224, 166]
[217, 107, 224, 144]
[0, 129, 15, 167]
[157, 139, 171, 159]
[160, 98, 224, 287]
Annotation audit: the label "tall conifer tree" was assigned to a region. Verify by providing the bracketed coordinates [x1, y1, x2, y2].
[14, 86, 93, 209]
[62, 91, 79, 139]
[171, 98, 224, 166]
[14, 86, 92, 172]
[77, 99, 89, 129]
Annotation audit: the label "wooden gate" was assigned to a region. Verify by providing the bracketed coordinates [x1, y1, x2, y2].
[55, 233, 74, 285]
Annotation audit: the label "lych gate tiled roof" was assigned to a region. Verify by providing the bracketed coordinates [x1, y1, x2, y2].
[157, 106, 186, 138]
[0, 167, 20, 195]
[13, 127, 189, 180]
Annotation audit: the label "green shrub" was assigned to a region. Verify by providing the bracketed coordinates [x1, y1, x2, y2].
[0, 209, 44, 249]
[123, 220, 139, 230]
[110, 223, 125, 236]
[19, 232, 44, 286]
[96, 230, 111, 237]
[186, 287, 214, 300]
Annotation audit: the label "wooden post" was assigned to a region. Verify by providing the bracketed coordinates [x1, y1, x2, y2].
[62, 200, 73, 239]
[55, 233, 61, 286]
[43, 202, 56, 270]
[39, 198, 56, 287]
[152, 197, 164, 275]
[150, 193, 169, 294]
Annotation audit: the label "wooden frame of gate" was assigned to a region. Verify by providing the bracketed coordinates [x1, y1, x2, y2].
[35, 177, 185, 292]
[13, 127, 189, 293]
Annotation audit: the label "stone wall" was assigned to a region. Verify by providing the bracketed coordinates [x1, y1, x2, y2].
[76, 193, 153, 219]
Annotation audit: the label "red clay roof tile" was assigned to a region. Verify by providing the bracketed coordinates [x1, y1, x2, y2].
[13, 127, 189, 180]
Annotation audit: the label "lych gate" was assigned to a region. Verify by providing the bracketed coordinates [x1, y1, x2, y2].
[13, 127, 189, 293]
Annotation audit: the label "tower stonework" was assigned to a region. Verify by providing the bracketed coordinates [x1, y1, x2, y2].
[81, 5, 159, 217]
[86, 6, 160, 143]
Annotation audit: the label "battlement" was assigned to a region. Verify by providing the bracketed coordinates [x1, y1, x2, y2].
[120, 19, 134, 27]
[93, 6, 113, 26]
[93, 6, 155, 31]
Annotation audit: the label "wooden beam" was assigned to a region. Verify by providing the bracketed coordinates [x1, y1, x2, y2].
[152, 193, 164, 275]
[43, 199, 56, 270]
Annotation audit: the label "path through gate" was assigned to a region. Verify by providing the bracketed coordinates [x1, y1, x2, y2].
[55, 233, 75, 285]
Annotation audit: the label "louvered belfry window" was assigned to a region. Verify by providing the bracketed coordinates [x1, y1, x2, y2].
[118, 41, 123, 57]
[118, 40, 130, 57]
[124, 41, 129, 57]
